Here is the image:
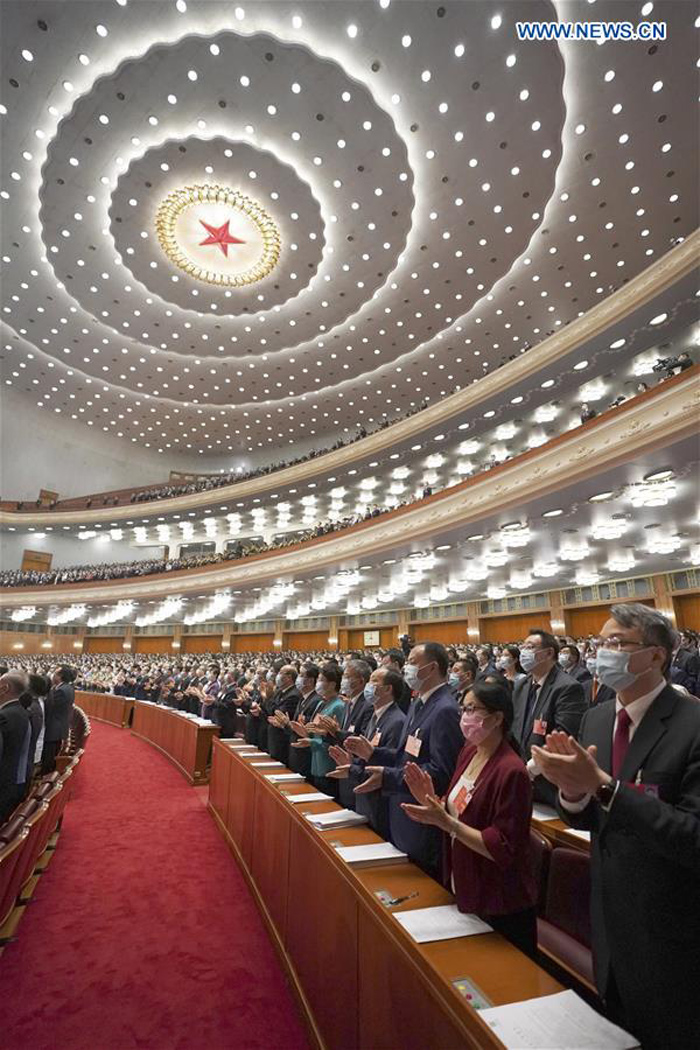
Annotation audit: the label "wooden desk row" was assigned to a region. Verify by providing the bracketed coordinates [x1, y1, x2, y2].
[208, 739, 564, 1050]
[131, 700, 219, 784]
[76, 690, 134, 729]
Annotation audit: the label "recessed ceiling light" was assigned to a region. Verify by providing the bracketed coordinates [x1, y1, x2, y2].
[644, 468, 674, 482]
[573, 360, 588, 370]
[543, 509, 564, 518]
[650, 312, 667, 326]
[589, 491, 614, 503]
[491, 13, 502, 29]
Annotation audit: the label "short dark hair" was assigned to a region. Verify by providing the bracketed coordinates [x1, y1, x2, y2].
[609, 603, 677, 662]
[377, 668, 404, 702]
[364, 654, 378, 672]
[527, 629, 559, 657]
[301, 663, 320, 683]
[385, 648, 405, 668]
[319, 662, 343, 690]
[57, 665, 77, 683]
[561, 644, 581, 664]
[419, 642, 449, 676]
[29, 673, 51, 697]
[453, 655, 478, 679]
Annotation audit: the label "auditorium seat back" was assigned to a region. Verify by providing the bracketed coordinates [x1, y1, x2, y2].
[0, 826, 30, 930]
[537, 846, 595, 991]
[528, 827, 552, 916]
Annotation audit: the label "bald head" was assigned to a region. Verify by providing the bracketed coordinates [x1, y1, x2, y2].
[0, 671, 29, 704]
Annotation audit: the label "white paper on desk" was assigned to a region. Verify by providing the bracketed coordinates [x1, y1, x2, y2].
[237, 751, 262, 757]
[479, 990, 639, 1049]
[531, 803, 559, 822]
[266, 773, 305, 782]
[227, 740, 248, 747]
[251, 761, 284, 767]
[566, 828, 592, 842]
[335, 843, 407, 865]
[283, 792, 331, 803]
[305, 808, 368, 828]
[395, 905, 492, 943]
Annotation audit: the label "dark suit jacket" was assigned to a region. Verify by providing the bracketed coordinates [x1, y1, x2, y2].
[267, 687, 302, 763]
[372, 683, 463, 876]
[583, 679, 615, 707]
[335, 691, 372, 744]
[0, 700, 31, 822]
[24, 697, 44, 773]
[352, 702, 407, 836]
[44, 682, 75, 743]
[212, 687, 239, 737]
[569, 662, 592, 684]
[287, 691, 323, 777]
[557, 686, 700, 1049]
[513, 666, 586, 804]
[475, 663, 497, 683]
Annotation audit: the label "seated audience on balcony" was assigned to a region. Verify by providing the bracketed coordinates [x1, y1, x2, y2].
[513, 630, 587, 805]
[580, 402, 597, 424]
[401, 679, 538, 957]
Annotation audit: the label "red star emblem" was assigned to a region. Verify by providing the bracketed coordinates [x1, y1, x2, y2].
[198, 218, 245, 258]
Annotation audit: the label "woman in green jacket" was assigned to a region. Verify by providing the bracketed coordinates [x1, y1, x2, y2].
[291, 663, 345, 797]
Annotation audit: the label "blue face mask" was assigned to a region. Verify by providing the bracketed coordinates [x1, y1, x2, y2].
[448, 672, 461, 688]
[340, 676, 351, 695]
[365, 682, 377, 701]
[295, 675, 305, 692]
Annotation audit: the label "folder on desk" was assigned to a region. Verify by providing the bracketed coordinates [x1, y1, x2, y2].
[251, 761, 285, 767]
[531, 803, 559, 822]
[334, 843, 408, 867]
[479, 989, 639, 1048]
[266, 773, 305, 782]
[282, 792, 332, 803]
[305, 809, 369, 829]
[566, 828, 591, 842]
[395, 904, 492, 943]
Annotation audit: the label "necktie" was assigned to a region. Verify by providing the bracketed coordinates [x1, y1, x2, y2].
[521, 681, 540, 742]
[366, 714, 377, 739]
[612, 707, 632, 778]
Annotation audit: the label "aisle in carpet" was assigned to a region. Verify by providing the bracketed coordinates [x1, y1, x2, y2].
[1, 721, 311, 1050]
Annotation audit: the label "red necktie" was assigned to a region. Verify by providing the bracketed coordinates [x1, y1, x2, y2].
[611, 708, 632, 778]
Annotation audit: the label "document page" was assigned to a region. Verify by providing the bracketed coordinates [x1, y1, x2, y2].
[396, 905, 492, 943]
[282, 792, 332, 803]
[305, 809, 368, 828]
[335, 843, 408, 865]
[251, 761, 284, 767]
[266, 772, 305, 782]
[480, 990, 639, 1049]
[531, 803, 559, 822]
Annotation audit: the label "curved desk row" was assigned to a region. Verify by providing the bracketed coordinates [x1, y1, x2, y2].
[76, 690, 134, 729]
[208, 738, 563, 1050]
[131, 700, 219, 784]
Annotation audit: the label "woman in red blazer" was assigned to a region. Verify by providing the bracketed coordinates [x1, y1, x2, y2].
[403, 680, 537, 956]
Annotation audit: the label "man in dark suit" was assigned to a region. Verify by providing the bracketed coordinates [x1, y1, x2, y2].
[20, 673, 48, 794]
[558, 644, 592, 684]
[41, 665, 76, 773]
[346, 642, 463, 878]
[211, 673, 240, 738]
[475, 646, 497, 682]
[266, 665, 302, 764]
[533, 604, 700, 1050]
[335, 660, 373, 743]
[285, 664, 323, 779]
[332, 668, 407, 838]
[0, 671, 31, 822]
[449, 655, 478, 703]
[513, 629, 586, 804]
[670, 632, 700, 695]
[380, 650, 413, 713]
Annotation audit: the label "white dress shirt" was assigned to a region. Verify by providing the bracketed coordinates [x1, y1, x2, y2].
[560, 677, 667, 812]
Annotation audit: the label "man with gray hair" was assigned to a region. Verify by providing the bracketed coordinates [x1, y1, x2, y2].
[0, 670, 31, 822]
[532, 603, 700, 1049]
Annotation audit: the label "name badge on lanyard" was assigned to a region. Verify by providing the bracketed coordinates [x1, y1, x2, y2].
[405, 733, 422, 757]
[453, 776, 476, 817]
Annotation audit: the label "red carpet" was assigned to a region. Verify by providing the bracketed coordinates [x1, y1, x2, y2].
[1, 723, 311, 1050]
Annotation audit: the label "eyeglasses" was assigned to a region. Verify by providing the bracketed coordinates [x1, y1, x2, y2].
[462, 703, 490, 716]
[596, 637, 649, 652]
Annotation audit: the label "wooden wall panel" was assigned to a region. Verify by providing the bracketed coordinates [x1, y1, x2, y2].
[479, 612, 552, 644]
[344, 626, 397, 650]
[84, 636, 125, 653]
[182, 635, 222, 654]
[674, 593, 700, 631]
[413, 621, 468, 646]
[565, 600, 655, 639]
[0, 631, 83, 656]
[132, 636, 173, 654]
[284, 630, 331, 651]
[21, 549, 53, 573]
[232, 633, 275, 653]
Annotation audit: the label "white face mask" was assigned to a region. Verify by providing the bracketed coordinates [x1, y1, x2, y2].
[403, 663, 419, 689]
[558, 653, 573, 668]
[595, 647, 654, 692]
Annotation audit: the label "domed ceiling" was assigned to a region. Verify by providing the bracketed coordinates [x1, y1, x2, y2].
[1, 0, 697, 459]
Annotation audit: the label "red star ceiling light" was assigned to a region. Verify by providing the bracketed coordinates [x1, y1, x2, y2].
[155, 184, 281, 287]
